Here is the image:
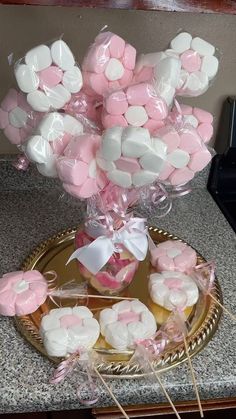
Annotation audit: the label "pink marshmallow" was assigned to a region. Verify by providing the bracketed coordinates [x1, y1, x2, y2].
[188, 149, 212, 172]
[155, 126, 181, 153]
[118, 311, 140, 324]
[197, 123, 213, 143]
[115, 157, 141, 173]
[169, 167, 194, 185]
[38, 66, 63, 89]
[1, 88, 18, 112]
[105, 91, 128, 115]
[193, 107, 213, 124]
[60, 314, 82, 328]
[127, 83, 154, 106]
[122, 44, 136, 70]
[180, 50, 201, 73]
[179, 129, 202, 153]
[102, 113, 128, 128]
[109, 34, 125, 59]
[145, 97, 168, 121]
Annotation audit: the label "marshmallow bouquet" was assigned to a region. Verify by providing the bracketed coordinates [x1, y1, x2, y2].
[0, 31, 218, 293]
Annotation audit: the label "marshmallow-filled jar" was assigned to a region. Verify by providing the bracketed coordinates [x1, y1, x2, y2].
[75, 227, 139, 296]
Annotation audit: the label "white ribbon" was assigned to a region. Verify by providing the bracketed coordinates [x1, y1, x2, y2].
[67, 218, 148, 275]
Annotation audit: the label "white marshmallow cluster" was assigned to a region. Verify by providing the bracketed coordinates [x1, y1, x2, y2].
[99, 300, 157, 350]
[24, 112, 83, 177]
[14, 40, 83, 112]
[40, 306, 100, 357]
[96, 126, 167, 188]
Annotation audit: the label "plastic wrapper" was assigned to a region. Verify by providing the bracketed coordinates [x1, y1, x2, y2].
[23, 111, 84, 178]
[96, 126, 168, 189]
[0, 88, 43, 145]
[14, 39, 83, 112]
[102, 82, 168, 133]
[134, 32, 219, 102]
[82, 31, 136, 98]
[169, 102, 214, 143]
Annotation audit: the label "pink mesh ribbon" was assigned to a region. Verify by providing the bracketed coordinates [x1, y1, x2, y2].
[49, 349, 99, 406]
[189, 261, 215, 295]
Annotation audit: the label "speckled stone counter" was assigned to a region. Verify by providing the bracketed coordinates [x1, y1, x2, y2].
[0, 158, 236, 414]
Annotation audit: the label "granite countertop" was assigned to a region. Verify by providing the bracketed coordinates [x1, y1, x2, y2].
[0, 159, 236, 414]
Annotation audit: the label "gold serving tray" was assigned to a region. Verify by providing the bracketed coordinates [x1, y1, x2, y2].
[15, 226, 222, 378]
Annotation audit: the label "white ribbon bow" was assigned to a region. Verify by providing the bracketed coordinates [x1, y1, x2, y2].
[67, 218, 148, 275]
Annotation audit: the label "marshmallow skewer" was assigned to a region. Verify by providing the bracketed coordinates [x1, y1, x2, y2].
[146, 359, 181, 419]
[93, 367, 130, 419]
[208, 293, 236, 323]
[183, 334, 204, 418]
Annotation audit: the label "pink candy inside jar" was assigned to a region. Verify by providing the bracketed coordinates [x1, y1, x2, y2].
[75, 229, 139, 295]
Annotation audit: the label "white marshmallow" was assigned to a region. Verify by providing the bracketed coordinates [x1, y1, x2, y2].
[25, 44, 52, 72]
[38, 112, 64, 142]
[105, 58, 125, 81]
[9, 107, 27, 128]
[63, 114, 84, 135]
[176, 69, 189, 90]
[46, 84, 71, 109]
[122, 126, 151, 158]
[183, 115, 198, 128]
[27, 90, 51, 112]
[191, 37, 215, 56]
[167, 149, 190, 168]
[15, 64, 39, 93]
[201, 55, 219, 80]
[183, 71, 209, 95]
[152, 138, 168, 158]
[62, 66, 83, 93]
[154, 57, 181, 89]
[139, 151, 165, 174]
[51, 40, 75, 71]
[149, 271, 199, 311]
[107, 169, 132, 188]
[96, 153, 116, 171]
[102, 127, 122, 161]
[25, 135, 53, 163]
[125, 106, 148, 127]
[37, 156, 58, 178]
[132, 170, 157, 187]
[72, 306, 93, 319]
[135, 52, 165, 72]
[170, 32, 192, 54]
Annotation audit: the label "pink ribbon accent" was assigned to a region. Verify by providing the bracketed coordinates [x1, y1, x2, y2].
[190, 261, 215, 295]
[12, 155, 30, 171]
[50, 349, 99, 406]
[167, 99, 185, 130]
[136, 330, 168, 357]
[161, 310, 188, 342]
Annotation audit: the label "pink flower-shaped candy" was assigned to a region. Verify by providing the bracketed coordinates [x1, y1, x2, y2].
[102, 82, 168, 133]
[57, 133, 108, 198]
[156, 124, 212, 186]
[169, 103, 213, 143]
[149, 271, 199, 310]
[0, 88, 42, 145]
[0, 270, 48, 316]
[150, 240, 197, 272]
[82, 32, 136, 98]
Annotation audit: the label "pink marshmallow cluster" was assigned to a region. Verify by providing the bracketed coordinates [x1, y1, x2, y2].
[102, 82, 168, 133]
[57, 133, 108, 199]
[150, 240, 197, 273]
[0, 270, 48, 316]
[156, 124, 212, 186]
[82, 31, 136, 98]
[0, 88, 42, 145]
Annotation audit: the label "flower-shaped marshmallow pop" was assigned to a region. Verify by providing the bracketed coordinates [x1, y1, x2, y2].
[24, 112, 84, 177]
[0, 270, 48, 316]
[82, 31, 136, 98]
[150, 240, 197, 272]
[15, 40, 83, 112]
[96, 126, 168, 188]
[102, 82, 168, 133]
[40, 306, 100, 357]
[99, 300, 157, 350]
[0, 88, 42, 145]
[57, 133, 108, 198]
[149, 271, 199, 311]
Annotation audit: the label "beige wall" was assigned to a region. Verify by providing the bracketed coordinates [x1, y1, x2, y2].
[0, 5, 235, 153]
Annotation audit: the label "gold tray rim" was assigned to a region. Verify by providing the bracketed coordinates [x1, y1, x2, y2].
[15, 226, 223, 379]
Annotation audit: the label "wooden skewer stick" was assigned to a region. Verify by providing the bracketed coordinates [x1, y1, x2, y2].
[147, 360, 181, 419]
[55, 293, 137, 301]
[183, 334, 204, 418]
[209, 293, 236, 322]
[94, 367, 130, 419]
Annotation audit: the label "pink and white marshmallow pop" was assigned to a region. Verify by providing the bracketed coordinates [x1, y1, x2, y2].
[24, 112, 84, 177]
[156, 124, 212, 186]
[0, 270, 48, 316]
[96, 126, 168, 188]
[57, 133, 108, 199]
[169, 103, 214, 143]
[102, 82, 168, 133]
[14, 40, 83, 112]
[150, 240, 197, 273]
[149, 271, 199, 311]
[82, 31, 136, 98]
[0, 88, 43, 145]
